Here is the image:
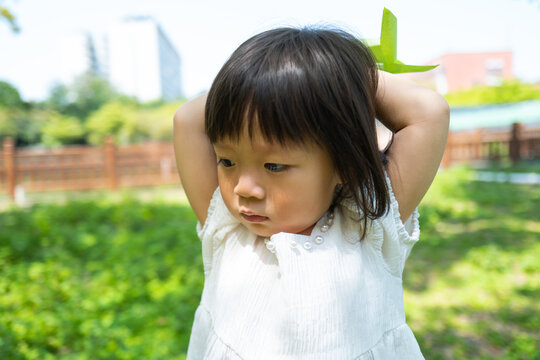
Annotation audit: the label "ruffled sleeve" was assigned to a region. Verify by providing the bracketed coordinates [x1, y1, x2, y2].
[337, 173, 420, 278]
[195, 187, 240, 274]
[375, 174, 420, 278]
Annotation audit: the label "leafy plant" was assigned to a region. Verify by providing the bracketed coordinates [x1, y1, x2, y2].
[0, 196, 201, 359]
[41, 112, 85, 146]
[445, 80, 540, 107]
[85, 102, 140, 145]
[0, 81, 23, 108]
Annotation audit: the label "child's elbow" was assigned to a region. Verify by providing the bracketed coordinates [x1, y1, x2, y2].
[172, 107, 185, 142]
[173, 104, 189, 129]
[173, 104, 197, 144]
[426, 92, 450, 130]
[438, 95, 450, 124]
[172, 93, 208, 132]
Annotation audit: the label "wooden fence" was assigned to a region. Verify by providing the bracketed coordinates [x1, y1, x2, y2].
[0, 136, 179, 200]
[1, 121, 539, 201]
[441, 122, 540, 167]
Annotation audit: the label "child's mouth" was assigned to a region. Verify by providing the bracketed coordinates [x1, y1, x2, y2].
[240, 213, 268, 223]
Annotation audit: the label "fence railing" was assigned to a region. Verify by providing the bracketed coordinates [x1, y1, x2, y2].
[441, 122, 540, 167]
[0, 136, 179, 200]
[1, 121, 539, 201]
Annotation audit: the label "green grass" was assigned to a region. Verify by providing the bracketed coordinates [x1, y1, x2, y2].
[405, 167, 539, 359]
[0, 184, 188, 211]
[0, 168, 538, 359]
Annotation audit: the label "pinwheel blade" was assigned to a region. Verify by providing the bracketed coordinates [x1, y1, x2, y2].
[367, 8, 438, 74]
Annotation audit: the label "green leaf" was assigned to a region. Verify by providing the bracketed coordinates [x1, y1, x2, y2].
[366, 8, 438, 74]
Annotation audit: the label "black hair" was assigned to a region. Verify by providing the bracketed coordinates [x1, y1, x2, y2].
[205, 26, 390, 236]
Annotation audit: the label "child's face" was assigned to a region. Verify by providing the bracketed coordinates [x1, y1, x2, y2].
[213, 126, 340, 237]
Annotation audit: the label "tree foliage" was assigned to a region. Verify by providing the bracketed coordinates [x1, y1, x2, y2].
[85, 102, 140, 145]
[17, 108, 50, 145]
[137, 101, 184, 142]
[445, 80, 540, 107]
[0, 107, 49, 145]
[0, 3, 19, 32]
[47, 72, 121, 120]
[0, 107, 17, 141]
[0, 81, 23, 108]
[41, 112, 85, 146]
[0, 73, 185, 147]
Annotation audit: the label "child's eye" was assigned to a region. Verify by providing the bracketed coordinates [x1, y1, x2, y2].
[217, 158, 236, 167]
[264, 163, 287, 172]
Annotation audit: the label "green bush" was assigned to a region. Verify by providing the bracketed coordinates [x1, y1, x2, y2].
[41, 112, 85, 146]
[445, 80, 540, 107]
[0, 197, 201, 359]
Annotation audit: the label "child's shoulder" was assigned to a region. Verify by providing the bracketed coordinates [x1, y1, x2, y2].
[340, 172, 419, 241]
[196, 186, 240, 245]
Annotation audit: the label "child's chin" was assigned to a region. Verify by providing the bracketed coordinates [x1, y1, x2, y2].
[248, 225, 281, 238]
[253, 229, 278, 238]
[251, 225, 311, 238]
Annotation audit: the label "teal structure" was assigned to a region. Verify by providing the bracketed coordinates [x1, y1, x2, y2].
[450, 101, 540, 131]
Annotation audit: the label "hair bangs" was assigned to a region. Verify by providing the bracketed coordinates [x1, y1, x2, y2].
[206, 46, 323, 148]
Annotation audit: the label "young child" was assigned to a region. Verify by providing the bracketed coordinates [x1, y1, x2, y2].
[173, 27, 449, 360]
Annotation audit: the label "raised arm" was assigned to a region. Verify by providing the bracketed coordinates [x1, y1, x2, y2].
[376, 70, 450, 222]
[173, 93, 218, 225]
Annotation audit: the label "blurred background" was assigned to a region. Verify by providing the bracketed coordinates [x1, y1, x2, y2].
[0, 0, 538, 359]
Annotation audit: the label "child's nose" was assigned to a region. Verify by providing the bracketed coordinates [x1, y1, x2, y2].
[234, 172, 265, 199]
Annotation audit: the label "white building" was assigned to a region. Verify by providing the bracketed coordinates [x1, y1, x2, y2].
[107, 16, 182, 102]
[60, 33, 99, 84]
[92, 33, 109, 79]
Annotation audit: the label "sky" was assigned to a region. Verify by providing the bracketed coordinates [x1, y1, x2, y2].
[1, 0, 539, 102]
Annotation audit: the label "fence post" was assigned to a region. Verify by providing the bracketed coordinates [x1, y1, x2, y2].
[509, 122, 523, 165]
[104, 135, 118, 191]
[473, 128, 482, 160]
[3, 137, 16, 201]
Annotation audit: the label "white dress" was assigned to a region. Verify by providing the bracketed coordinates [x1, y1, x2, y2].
[186, 176, 425, 359]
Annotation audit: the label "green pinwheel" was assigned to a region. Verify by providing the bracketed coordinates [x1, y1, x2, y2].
[365, 8, 438, 74]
